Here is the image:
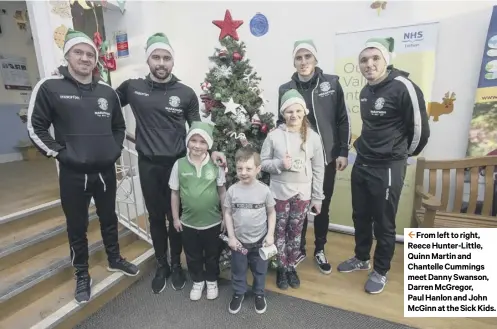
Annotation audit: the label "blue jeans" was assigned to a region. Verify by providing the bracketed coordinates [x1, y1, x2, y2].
[231, 244, 268, 296]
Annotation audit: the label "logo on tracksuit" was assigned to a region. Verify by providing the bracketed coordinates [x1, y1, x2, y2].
[169, 96, 181, 108]
[95, 98, 110, 118]
[98, 98, 108, 111]
[374, 97, 385, 110]
[318, 81, 335, 97]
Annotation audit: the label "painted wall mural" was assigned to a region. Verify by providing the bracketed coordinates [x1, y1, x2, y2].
[427, 91, 456, 122]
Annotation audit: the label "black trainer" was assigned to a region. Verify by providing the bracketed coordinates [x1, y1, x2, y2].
[108, 257, 139, 276]
[171, 264, 186, 290]
[152, 263, 171, 294]
[314, 250, 332, 274]
[74, 272, 92, 304]
[276, 268, 289, 290]
[287, 268, 300, 289]
[254, 295, 267, 314]
[229, 294, 244, 314]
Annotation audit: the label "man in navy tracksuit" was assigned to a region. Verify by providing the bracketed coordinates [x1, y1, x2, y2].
[27, 29, 138, 304]
[337, 37, 430, 294]
[115, 33, 225, 294]
[276, 39, 351, 277]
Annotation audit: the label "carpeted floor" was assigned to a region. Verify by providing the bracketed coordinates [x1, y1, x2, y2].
[76, 271, 414, 329]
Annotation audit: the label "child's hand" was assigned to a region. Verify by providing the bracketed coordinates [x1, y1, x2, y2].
[228, 237, 242, 251]
[173, 219, 183, 232]
[309, 202, 321, 215]
[283, 153, 292, 170]
[264, 235, 274, 247]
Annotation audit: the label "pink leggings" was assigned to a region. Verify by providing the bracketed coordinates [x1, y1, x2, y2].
[274, 196, 310, 269]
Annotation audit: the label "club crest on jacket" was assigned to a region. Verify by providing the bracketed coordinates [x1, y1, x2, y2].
[320, 81, 331, 92]
[97, 98, 108, 111]
[169, 96, 181, 108]
[374, 97, 385, 110]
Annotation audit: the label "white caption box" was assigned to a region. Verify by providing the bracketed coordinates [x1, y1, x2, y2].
[404, 228, 497, 317]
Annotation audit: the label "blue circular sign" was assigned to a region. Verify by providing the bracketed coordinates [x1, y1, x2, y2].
[250, 13, 269, 37]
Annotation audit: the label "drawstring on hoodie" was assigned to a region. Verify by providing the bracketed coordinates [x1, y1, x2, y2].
[148, 74, 172, 94]
[98, 173, 107, 192]
[83, 173, 106, 192]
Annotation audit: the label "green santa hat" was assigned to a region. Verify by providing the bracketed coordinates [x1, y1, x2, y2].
[145, 33, 174, 59]
[360, 37, 396, 65]
[63, 29, 98, 56]
[279, 89, 309, 115]
[186, 121, 214, 150]
[292, 39, 318, 61]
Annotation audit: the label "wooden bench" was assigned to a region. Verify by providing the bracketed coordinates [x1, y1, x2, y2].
[412, 156, 497, 228]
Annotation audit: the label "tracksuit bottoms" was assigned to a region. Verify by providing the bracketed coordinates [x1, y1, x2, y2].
[59, 164, 120, 274]
[351, 160, 406, 276]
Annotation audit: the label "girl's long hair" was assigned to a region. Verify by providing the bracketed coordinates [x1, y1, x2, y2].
[300, 116, 310, 151]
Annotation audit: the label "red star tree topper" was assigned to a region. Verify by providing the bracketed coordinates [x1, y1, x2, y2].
[212, 9, 243, 41]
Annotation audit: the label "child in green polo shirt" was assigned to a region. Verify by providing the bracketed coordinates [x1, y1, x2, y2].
[169, 121, 227, 301]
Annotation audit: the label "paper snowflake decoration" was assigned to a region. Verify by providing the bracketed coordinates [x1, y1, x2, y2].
[214, 65, 232, 79]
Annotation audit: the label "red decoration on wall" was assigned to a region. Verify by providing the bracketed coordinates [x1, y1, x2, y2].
[212, 10, 244, 41]
[102, 53, 116, 71]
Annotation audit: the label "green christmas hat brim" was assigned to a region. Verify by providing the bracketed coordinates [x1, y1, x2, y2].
[63, 36, 98, 56]
[280, 97, 309, 115]
[186, 128, 213, 149]
[293, 42, 318, 60]
[360, 41, 396, 65]
[146, 42, 174, 59]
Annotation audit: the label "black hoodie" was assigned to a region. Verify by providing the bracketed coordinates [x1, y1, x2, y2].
[354, 67, 430, 166]
[116, 74, 200, 161]
[27, 66, 125, 173]
[277, 67, 351, 165]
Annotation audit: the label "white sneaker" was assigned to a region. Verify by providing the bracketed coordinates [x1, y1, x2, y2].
[190, 281, 205, 301]
[206, 281, 218, 300]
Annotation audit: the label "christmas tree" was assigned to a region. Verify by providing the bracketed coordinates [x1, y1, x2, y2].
[200, 10, 275, 187]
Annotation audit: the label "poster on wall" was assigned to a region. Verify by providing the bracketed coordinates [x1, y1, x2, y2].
[332, 22, 439, 234]
[0, 54, 32, 91]
[115, 31, 129, 58]
[467, 5, 497, 158]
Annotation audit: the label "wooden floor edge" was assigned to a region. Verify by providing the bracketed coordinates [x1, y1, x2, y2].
[29, 248, 155, 329]
[0, 214, 99, 261]
[0, 200, 61, 225]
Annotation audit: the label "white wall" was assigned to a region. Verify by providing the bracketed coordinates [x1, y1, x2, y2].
[0, 1, 40, 162]
[103, 1, 496, 162]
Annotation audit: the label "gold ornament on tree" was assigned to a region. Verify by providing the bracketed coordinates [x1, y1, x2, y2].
[53, 24, 69, 49]
[371, 1, 387, 16]
[50, 1, 72, 19]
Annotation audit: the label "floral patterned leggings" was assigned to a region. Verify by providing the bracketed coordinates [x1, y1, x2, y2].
[275, 195, 310, 269]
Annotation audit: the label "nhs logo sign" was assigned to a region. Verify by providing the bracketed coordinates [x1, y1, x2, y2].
[402, 31, 424, 48]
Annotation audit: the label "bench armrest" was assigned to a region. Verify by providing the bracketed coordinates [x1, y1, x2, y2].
[415, 186, 442, 210]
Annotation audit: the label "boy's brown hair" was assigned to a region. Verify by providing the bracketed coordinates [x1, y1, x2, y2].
[235, 145, 261, 166]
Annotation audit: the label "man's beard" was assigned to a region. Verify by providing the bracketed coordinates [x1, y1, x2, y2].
[150, 66, 170, 81]
[69, 61, 94, 78]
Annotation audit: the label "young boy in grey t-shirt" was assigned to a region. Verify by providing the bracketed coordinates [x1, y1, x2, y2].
[224, 146, 276, 315]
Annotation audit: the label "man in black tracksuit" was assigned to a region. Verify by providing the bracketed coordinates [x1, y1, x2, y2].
[116, 33, 225, 293]
[276, 39, 351, 276]
[336, 37, 430, 294]
[27, 30, 138, 304]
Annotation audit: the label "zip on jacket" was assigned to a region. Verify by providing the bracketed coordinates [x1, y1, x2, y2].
[277, 67, 351, 165]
